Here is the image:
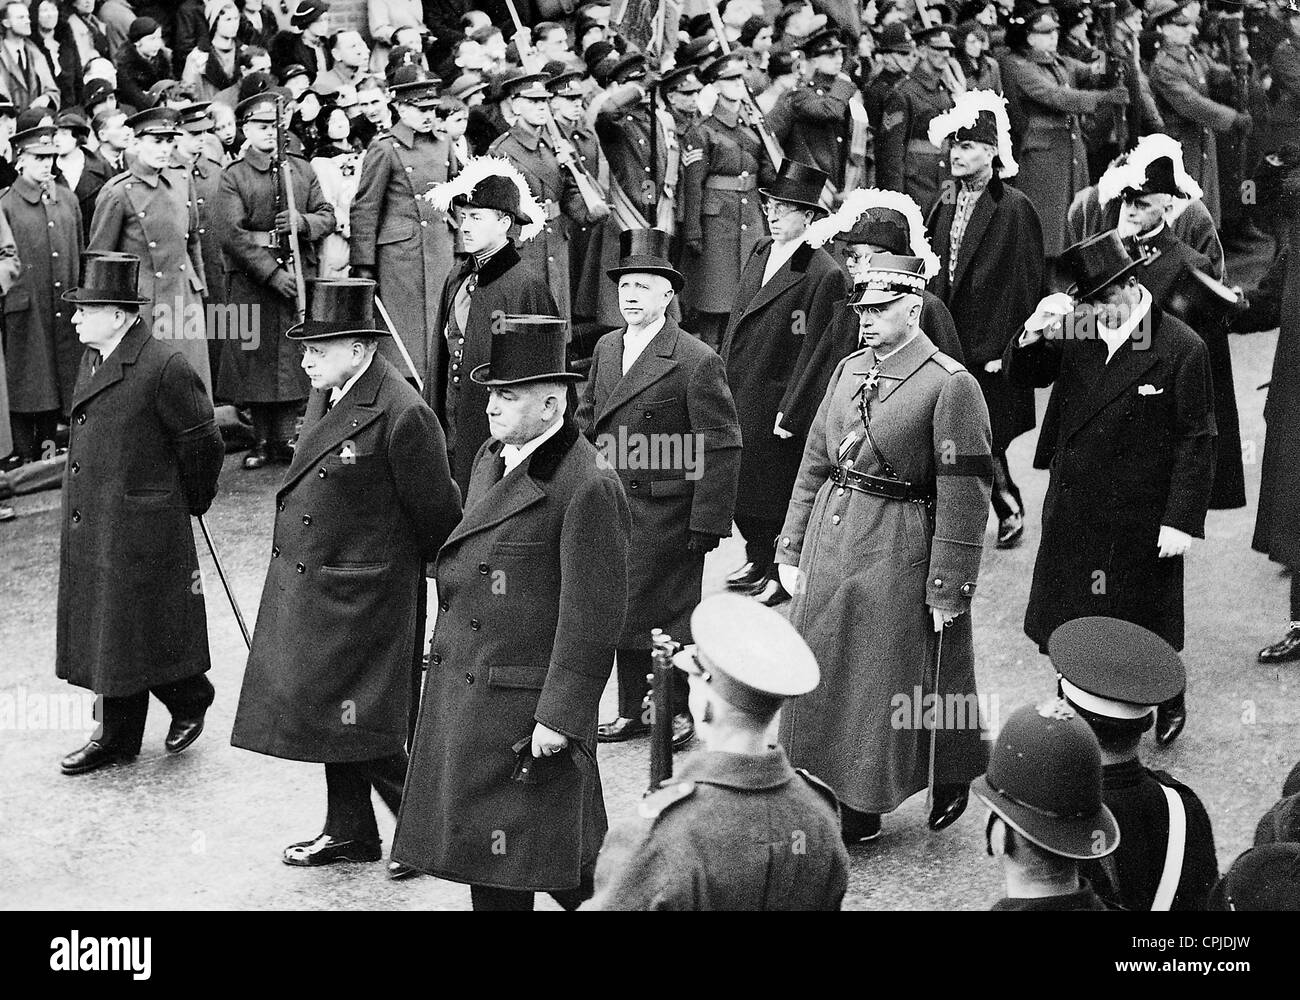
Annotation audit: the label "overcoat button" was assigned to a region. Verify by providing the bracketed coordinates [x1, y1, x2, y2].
[465, 673, 474, 684]
[318, 468, 327, 478]
[272, 547, 280, 557]
[470, 619, 480, 630]
[277, 500, 285, 511]
[296, 563, 306, 573]
[302, 514, 312, 525]
[71, 510, 81, 522]
[933, 578, 943, 587]
[832, 514, 841, 525]
[431, 653, 441, 665]
[440, 600, 449, 612]
[77, 413, 86, 424]
[70, 462, 79, 473]
[479, 563, 489, 574]
[630, 480, 639, 489]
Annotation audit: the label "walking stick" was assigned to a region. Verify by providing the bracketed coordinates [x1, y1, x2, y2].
[374, 294, 424, 392]
[926, 619, 946, 813]
[197, 514, 251, 651]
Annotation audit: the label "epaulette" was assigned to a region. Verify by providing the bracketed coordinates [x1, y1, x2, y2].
[488, 132, 510, 152]
[929, 350, 965, 375]
[795, 768, 840, 814]
[637, 779, 696, 820]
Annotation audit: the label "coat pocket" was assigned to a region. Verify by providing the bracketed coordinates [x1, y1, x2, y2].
[3, 285, 30, 314]
[376, 220, 416, 245]
[649, 478, 692, 498]
[488, 662, 548, 690]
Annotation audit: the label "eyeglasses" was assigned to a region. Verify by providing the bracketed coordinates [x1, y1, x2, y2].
[763, 199, 804, 219]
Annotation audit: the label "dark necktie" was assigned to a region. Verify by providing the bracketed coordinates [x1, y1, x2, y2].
[17, 46, 27, 77]
[453, 272, 476, 335]
[492, 452, 507, 484]
[89, 349, 101, 376]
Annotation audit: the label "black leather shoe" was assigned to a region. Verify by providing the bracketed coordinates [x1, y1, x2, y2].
[841, 810, 882, 844]
[242, 442, 269, 469]
[268, 440, 295, 464]
[725, 561, 767, 590]
[750, 576, 791, 607]
[597, 716, 649, 742]
[996, 512, 1024, 549]
[1259, 627, 1300, 664]
[61, 740, 136, 775]
[164, 714, 205, 754]
[1155, 705, 1186, 747]
[387, 860, 421, 880]
[282, 834, 382, 867]
[671, 712, 695, 750]
[928, 784, 970, 831]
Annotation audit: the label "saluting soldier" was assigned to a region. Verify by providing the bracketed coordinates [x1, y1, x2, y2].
[775, 253, 994, 844]
[392, 315, 632, 912]
[349, 78, 457, 381]
[591, 594, 850, 911]
[679, 53, 775, 353]
[214, 90, 335, 469]
[595, 53, 676, 236]
[769, 29, 857, 198]
[88, 106, 212, 396]
[577, 228, 742, 750]
[876, 25, 957, 215]
[1054, 618, 1220, 911]
[660, 63, 703, 138]
[231, 278, 461, 872]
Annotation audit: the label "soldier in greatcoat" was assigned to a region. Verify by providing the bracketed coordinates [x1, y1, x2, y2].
[768, 29, 857, 197]
[231, 279, 461, 872]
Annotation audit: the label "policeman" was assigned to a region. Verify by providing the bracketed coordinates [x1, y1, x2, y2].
[590, 593, 850, 910]
[974, 700, 1122, 910]
[1052, 617, 1220, 911]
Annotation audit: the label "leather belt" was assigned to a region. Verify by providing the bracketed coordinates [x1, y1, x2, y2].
[830, 464, 933, 504]
[249, 231, 278, 247]
[705, 174, 757, 191]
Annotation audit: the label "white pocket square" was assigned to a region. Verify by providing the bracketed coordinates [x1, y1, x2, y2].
[339, 445, 356, 459]
[1138, 384, 1163, 396]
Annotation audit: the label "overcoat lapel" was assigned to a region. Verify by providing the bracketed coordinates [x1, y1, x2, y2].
[71, 318, 150, 410]
[594, 320, 680, 425]
[280, 355, 387, 494]
[1061, 329, 1160, 445]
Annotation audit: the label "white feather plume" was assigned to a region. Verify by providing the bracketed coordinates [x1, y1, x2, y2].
[927, 88, 1018, 179]
[805, 187, 940, 279]
[1097, 133, 1203, 207]
[424, 155, 547, 242]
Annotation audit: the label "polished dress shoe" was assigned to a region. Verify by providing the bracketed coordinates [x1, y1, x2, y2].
[242, 442, 270, 469]
[841, 810, 882, 845]
[725, 561, 767, 590]
[387, 860, 421, 880]
[61, 740, 136, 775]
[927, 784, 970, 831]
[749, 575, 791, 607]
[1259, 627, 1300, 664]
[282, 834, 382, 867]
[596, 716, 649, 742]
[1155, 704, 1186, 747]
[996, 511, 1024, 549]
[671, 712, 695, 750]
[164, 714, 205, 754]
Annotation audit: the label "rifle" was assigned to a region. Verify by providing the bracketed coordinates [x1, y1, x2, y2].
[272, 94, 307, 323]
[647, 628, 680, 793]
[1217, 11, 1254, 197]
[706, 5, 784, 170]
[1095, 1, 1134, 151]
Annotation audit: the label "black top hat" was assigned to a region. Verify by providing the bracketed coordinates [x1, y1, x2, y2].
[470, 315, 581, 386]
[126, 106, 183, 136]
[11, 126, 59, 156]
[453, 174, 529, 224]
[1059, 230, 1144, 301]
[759, 158, 829, 214]
[390, 78, 442, 107]
[876, 22, 916, 54]
[800, 27, 846, 56]
[606, 227, 685, 291]
[62, 252, 151, 306]
[286, 279, 387, 340]
[843, 208, 910, 253]
[1120, 155, 1183, 199]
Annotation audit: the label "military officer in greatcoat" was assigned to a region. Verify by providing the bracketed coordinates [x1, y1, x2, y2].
[392, 315, 632, 911]
[1053, 617, 1220, 911]
[876, 25, 957, 215]
[349, 78, 458, 381]
[679, 53, 775, 353]
[768, 29, 857, 198]
[863, 23, 917, 136]
[576, 228, 742, 749]
[230, 278, 461, 872]
[214, 91, 335, 469]
[56, 252, 224, 775]
[590, 594, 850, 910]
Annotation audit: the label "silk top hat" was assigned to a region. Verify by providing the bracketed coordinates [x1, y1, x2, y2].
[286, 279, 387, 340]
[915, 24, 955, 49]
[1049, 617, 1185, 720]
[672, 593, 820, 715]
[971, 699, 1120, 860]
[759, 158, 829, 214]
[62, 252, 151, 306]
[876, 22, 916, 53]
[800, 27, 847, 56]
[389, 78, 442, 108]
[1059, 230, 1144, 301]
[126, 106, 182, 136]
[849, 253, 930, 306]
[11, 126, 59, 156]
[606, 227, 685, 291]
[470, 315, 581, 386]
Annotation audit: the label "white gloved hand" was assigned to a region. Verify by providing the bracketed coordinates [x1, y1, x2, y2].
[1157, 525, 1193, 558]
[777, 563, 802, 596]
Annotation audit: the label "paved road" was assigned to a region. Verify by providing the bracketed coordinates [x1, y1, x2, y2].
[3, 254, 1296, 910]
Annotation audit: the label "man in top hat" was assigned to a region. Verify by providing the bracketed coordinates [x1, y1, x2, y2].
[926, 90, 1044, 550]
[56, 251, 224, 775]
[863, 22, 917, 137]
[88, 106, 212, 395]
[719, 159, 845, 607]
[975, 700, 1121, 910]
[876, 24, 958, 214]
[393, 314, 632, 911]
[270, 0, 331, 83]
[577, 228, 741, 749]
[54, 111, 114, 243]
[775, 252, 993, 844]
[214, 91, 335, 467]
[1007, 230, 1216, 746]
[1, 125, 83, 465]
[1051, 617, 1219, 911]
[590, 593, 850, 910]
[349, 77, 458, 381]
[423, 159, 558, 496]
[678, 53, 777, 353]
[231, 277, 461, 872]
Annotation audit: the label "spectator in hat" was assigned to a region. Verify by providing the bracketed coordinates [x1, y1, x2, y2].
[1209, 844, 1300, 910]
[976, 700, 1121, 909]
[270, 0, 330, 82]
[114, 16, 171, 111]
[313, 28, 366, 97]
[82, 75, 117, 118]
[0, 1, 61, 109]
[54, 109, 112, 239]
[235, 0, 275, 52]
[955, 20, 1002, 93]
[590, 594, 849, 910]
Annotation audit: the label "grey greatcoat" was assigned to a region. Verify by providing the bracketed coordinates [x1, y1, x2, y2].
[776, 334, 994, 813]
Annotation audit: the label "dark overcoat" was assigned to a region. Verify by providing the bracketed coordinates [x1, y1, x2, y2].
[776, 335, 993, 813]
[69, 149, 115, 242]
[927, 176, 1045, 451]
[348, 123, 456, 377]
[185, 151, 226, 307]
[721, 239, 847, 524]
[576, 318, 741, 646]
[1064, 186, 1225, 280]
[391, 417, 632, 892]
[770, 70, 856, 190]
[423, 242, 557, 495]
[0, 175, 83, 413]
[1006, 301, 1217, 651]
[55, 318, 224, 696]
[213, 147, 334, 404]
[230, 355, 462, 763]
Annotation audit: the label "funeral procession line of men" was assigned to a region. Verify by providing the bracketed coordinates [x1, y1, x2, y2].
[7, 0, 1300, 910]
